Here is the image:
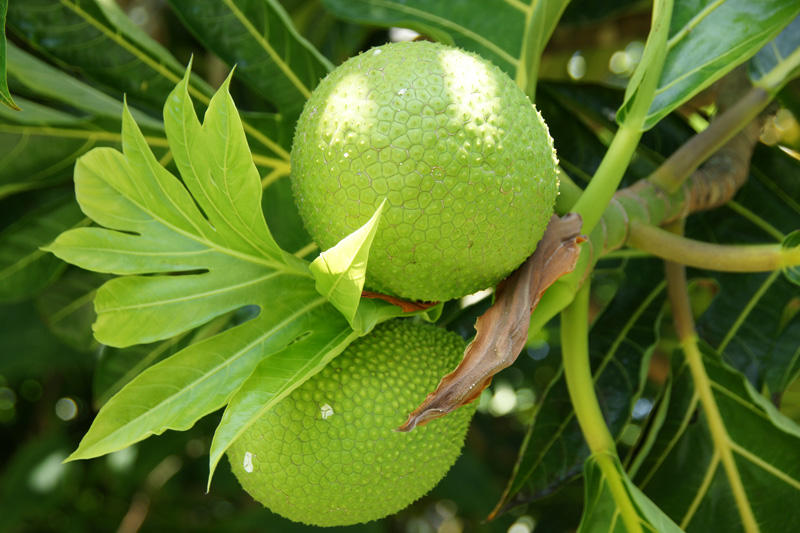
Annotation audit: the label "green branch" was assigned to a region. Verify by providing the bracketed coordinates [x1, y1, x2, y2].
[628, 222, 798, 272]
[561, 282, 612, 453]
[648, 86, 771, 193]
[571, 0, 673, 234]
[516, 0, 571, 99]
[562, 282, 643, 533]
[572, 123, 644, 234]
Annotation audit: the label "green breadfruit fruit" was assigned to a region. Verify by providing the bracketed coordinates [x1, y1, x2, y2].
[227, 320, 476, 526]
[290, 40, 559, 302]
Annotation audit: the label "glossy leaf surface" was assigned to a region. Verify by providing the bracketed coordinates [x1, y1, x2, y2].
[633, 0, 800, 128]
[310, 200, 384, 332]
[0, 0, 17, 109]
[46, 72, 358, 462]
[633, 349, 800, 531]
[322, 0, 569, 97]
[169, 0, 332, 114]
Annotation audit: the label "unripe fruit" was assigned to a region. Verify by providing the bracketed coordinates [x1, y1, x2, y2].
[291, 41, 559, 302]
[227, 320, 475, 526]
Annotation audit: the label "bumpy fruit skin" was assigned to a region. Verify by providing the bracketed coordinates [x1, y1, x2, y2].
[291, 40, 559, 302]
[227, 320, 476, 527]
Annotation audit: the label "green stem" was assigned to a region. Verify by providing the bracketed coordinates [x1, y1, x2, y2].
[532, 1, 675, 337]
[571, 0, 673, 234]
[648, 87, 770, 193]
[516, 0, 571, 99]
[562, 282, 613, 452]
[628, 222, 798, 271]
[530, 244, 591, 335]
[595, 453, 643, 533]
[562, 282, 643, 533]
[571, 117, 645, 234]
[602, 249, 653, 260]
[515, 1, 536, 96]
[253, 155, 291, 173]
[293, 242, 318, 259]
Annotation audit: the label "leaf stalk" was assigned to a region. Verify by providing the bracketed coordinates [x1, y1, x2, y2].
[562, 281, 643, 533]
[628, 222, 798, 272]
[571, 116, 644, 235]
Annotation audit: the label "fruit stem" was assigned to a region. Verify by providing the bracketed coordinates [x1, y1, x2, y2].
[570, 0, 672, 235]
[561, 281, 613, 453]
[561, 282, 643, 533]
[529, 244, 591, 336]
[572, 122, 643, 235]
[554, 167, 583, 213]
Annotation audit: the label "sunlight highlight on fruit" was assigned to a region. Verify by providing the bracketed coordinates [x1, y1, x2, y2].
[291, 41, 559, 302]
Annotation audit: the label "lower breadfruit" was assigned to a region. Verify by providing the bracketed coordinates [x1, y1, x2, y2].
[227, 320, 476, 526]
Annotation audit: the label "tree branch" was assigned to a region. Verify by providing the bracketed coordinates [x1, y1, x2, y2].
[591, 78, 771, 259]
[648, 86, 770, 194]
[536, 68, 777, 338]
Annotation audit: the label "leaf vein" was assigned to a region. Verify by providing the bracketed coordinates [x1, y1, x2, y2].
[100, 270, 281, 312]
[90, 296, 329, 454]
[221, 0, 311, 99]
[730, 441, 800, 490]
[365, 0, 519, 67]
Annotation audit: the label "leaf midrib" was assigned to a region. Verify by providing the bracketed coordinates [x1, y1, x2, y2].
[177, 93, 278, 264]
[99, 270, 283, 313]
[108, 138, 296, 273]
[221, 0, 312, 100]
[729, 441, 800, 490]
[680, 450, 720, 529]
[683, 337, 760, 533]
[365, 0, 519, 67]
[71, 295, 329, 460]
[57, 0, 290, 161]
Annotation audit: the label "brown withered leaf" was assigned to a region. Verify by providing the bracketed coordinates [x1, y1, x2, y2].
[361, 291, 439, 313]
[397, 214, 584, 432]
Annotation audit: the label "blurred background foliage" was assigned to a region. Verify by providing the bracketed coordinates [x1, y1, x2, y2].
[1, 0, 799, 532]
